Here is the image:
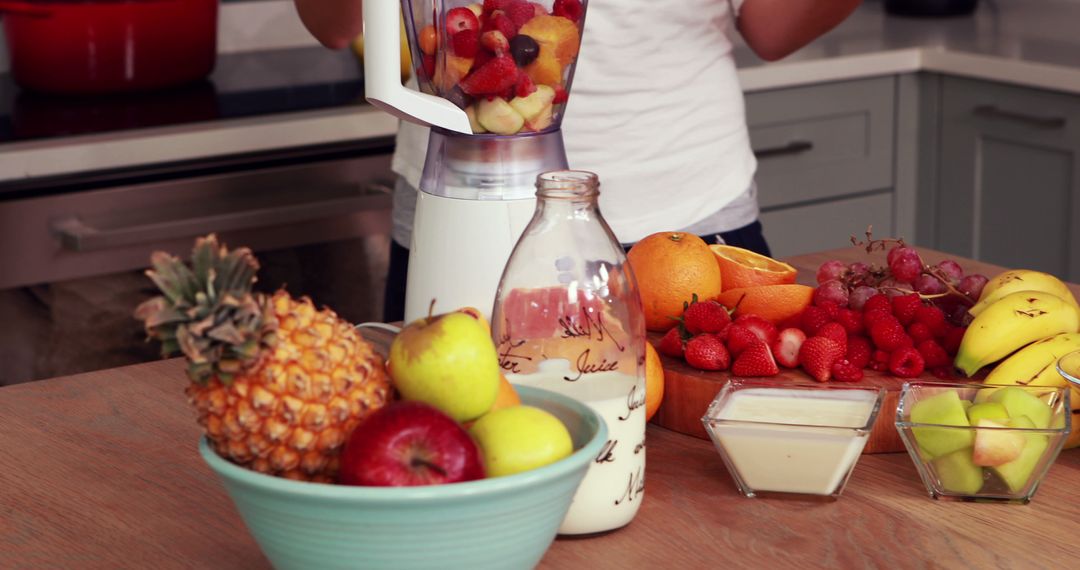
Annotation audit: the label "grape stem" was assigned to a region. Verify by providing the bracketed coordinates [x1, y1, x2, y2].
[850, 225, 905, 253]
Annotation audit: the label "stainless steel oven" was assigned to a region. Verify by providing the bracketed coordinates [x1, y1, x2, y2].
[0, 139, 396, 385]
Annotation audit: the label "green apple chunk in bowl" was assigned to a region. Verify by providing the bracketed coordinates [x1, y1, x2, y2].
[895, 382, 1070, 503]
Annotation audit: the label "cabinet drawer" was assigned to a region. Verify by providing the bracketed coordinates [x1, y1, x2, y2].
[759, 192, 893, 258]
[747, 77, 895, 208]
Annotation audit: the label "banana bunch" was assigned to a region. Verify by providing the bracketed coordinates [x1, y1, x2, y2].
[981, 333, 1080, 448]
[969, 269, 1080, 317]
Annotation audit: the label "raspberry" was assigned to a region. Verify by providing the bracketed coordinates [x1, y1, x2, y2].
[943, 326, 966, 356]
[889, 347, 925, 378]
[682, 299, 732, 335]
[552, 0, 584, 22]
[798, 336, 845, 382]
[863, 294, 891, 314]
[914, 305, 947, 336]
[863, 308, 893, 331]
[835, 308, 865, 336]
[845, 335, 872, 369]
[552, 85, 569, 104]
[907, 322, 934, 344]
[684, 333, 730, 371]
[870, 317, 913, 352]
[800, 305, 831, 336]
[831, 359, 864, 382]
[657, 327, 685, 358]
[891, 294, 922, 326]
[514, 72, 537, 98]
[816, 322, 848, 354]
[930, 366, 957, 380]
[917, 339, 950, 368]
[731, 341, 779, 377]
[504, 0, 536, 27]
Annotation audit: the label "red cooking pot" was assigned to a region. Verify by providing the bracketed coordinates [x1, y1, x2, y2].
[0, 0, 218, 94]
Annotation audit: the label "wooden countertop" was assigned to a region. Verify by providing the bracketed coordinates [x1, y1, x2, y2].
[3, 247, 1079, 568]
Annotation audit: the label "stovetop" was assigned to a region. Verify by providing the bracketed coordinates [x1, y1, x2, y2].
[0, 46, 367, 144]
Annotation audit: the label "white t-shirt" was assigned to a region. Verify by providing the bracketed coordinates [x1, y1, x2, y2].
[392, 0, 756, 246]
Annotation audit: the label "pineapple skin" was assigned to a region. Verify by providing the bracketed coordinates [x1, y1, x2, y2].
[188, 292, 391, 482]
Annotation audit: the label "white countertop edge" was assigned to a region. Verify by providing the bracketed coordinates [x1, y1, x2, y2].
[737, 49, 925, 92]
[0, 106, 398, 184]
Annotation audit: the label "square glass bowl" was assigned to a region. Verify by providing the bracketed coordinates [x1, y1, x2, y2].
[701, 380, 885, 498]
[895, 382, 1070, 504]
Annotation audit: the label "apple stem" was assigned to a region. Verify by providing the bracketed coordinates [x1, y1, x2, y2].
[428, 298, 436, 321]
[411, 457, 447, 477]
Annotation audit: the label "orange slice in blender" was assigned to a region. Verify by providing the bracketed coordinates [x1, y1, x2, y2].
[710, 244, 797, 291]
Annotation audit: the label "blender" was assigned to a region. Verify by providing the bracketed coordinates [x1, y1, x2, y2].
[363, 0, 587, 322]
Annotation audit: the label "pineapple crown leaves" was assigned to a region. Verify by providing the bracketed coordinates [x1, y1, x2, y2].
[134, 234, 278, 385]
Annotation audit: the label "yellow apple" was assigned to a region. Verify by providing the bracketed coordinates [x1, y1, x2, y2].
[468, 405, 573, 477]
[389, 310, 501, 423]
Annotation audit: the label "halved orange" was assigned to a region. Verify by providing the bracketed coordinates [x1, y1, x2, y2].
[710, 244, 797, 292]
[715, 284, 814, 324]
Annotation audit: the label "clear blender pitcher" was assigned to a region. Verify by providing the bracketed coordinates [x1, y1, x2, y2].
[362, 0, 589, 322]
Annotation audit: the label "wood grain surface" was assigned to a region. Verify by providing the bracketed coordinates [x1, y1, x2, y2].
[2, 348, 1079, 568]
[651, 246, 1080, 454]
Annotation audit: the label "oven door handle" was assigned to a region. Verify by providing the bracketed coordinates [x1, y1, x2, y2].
[51, 183, 392, 252]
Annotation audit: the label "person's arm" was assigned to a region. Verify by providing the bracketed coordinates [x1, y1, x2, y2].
[736, 0, 861, 62]
[294, 0, 364, 49]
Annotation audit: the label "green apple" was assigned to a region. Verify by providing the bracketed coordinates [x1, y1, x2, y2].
[468, 405, 573, 477]
[991, 415, 1051, 493]
[966, 402, 1010, 425]
[973, 387, 999, 404]
[389, 310, 501, 423]
[931, 448, 985, 495]
[910, 390, 975, 458]
[476, 97, 525, 135]
[988, 386, 1053, 428]
[972, 419, 1026, 466]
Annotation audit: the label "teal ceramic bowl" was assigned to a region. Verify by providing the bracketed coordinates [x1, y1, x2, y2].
[200, 386, 607, 570]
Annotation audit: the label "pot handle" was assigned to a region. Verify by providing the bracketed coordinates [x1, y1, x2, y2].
[0, 1, 52, 17]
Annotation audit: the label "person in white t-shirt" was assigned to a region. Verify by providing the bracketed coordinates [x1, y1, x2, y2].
[296, 0, 861, 321]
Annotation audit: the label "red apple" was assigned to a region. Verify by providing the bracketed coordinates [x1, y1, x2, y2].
[338, 401, 485, 486]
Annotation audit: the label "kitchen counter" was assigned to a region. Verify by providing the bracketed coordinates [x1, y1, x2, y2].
[3, 247, 1079, 568]
[4, 0, 1080, 185]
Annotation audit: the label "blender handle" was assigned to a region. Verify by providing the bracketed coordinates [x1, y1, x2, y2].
[363, 0, 473, 134]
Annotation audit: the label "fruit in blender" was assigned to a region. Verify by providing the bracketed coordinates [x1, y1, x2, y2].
[460, 55, 519, 96]
[389, 309, 502, 423]
[134, 235, 391, 482]
[468, 405, 573, 477]
[510, 34, 540, 67]
[338, 401, 485, 486]
[509, 84, 555, 128]
[476, 97, 526, 135]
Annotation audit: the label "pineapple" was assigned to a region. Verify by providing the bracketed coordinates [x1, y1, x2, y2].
[135, 235, 391, 482]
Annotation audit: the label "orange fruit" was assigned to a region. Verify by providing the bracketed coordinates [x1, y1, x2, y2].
[465, 374, 521, 429]
[644, 342, 664, 422]
[715, 284, 814, 324]
[628, 232, 722, 332]
[710, 244, 797, 292]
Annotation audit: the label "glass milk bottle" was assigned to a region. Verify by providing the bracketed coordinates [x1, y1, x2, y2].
[491, 170, 647, 535]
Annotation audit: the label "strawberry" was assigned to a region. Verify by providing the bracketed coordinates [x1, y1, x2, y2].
[683, 299, 731, 335]
[453, 30, 481, 58]
[421, 53, 435, 79]
[891, 294, 922, 326]
[515, 72, 537, 98]
[870, 317, 913, 352]
[831, 359, 864, 382]
[863, 293, 891, 314]
[731, 342, 778, 377]
[863, 307, 893, 331]
[552, 0, 584, 22]
[800, 305, 831, 336]
[917, 339, 950, 368]
[846, 335, 872, 369]
[460, 56, 519, 96]
[889, 347, 925, 378]
[552, 85, 569, 104]
[657, 327, 686, 358]
[505, 0, 536, 27]
[799, 337, 844, 382]
[907, 322, 934, 344]
[770, 328, 807, 368]
[724, 324, 759, 357]
[483, 11, 518, 38]
[684, 333, 730, 371]
[914, 305, 947, 337]
[735, 314, 777, 345]
[943, 326, 966, 356]
[446, 7, 480, 35]
[816, 322, 848, 354]
[483, 0, 512, 12]
[480, 30, 509, 54]
[835, 308, 864, 336]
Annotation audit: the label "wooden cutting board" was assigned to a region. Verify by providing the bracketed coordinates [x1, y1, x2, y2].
[648, 246, 1004, 454]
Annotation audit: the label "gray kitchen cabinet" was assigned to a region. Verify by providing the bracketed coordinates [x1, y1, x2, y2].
[935, 76, 1080, 281]
[745, 76, 899, 256]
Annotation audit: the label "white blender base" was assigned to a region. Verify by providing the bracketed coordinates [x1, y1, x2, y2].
[404, 191, 536, 323]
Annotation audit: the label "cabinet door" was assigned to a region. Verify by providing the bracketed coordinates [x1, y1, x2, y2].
[760, 192, 893, 258]
[937, 77, 1080, 281]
